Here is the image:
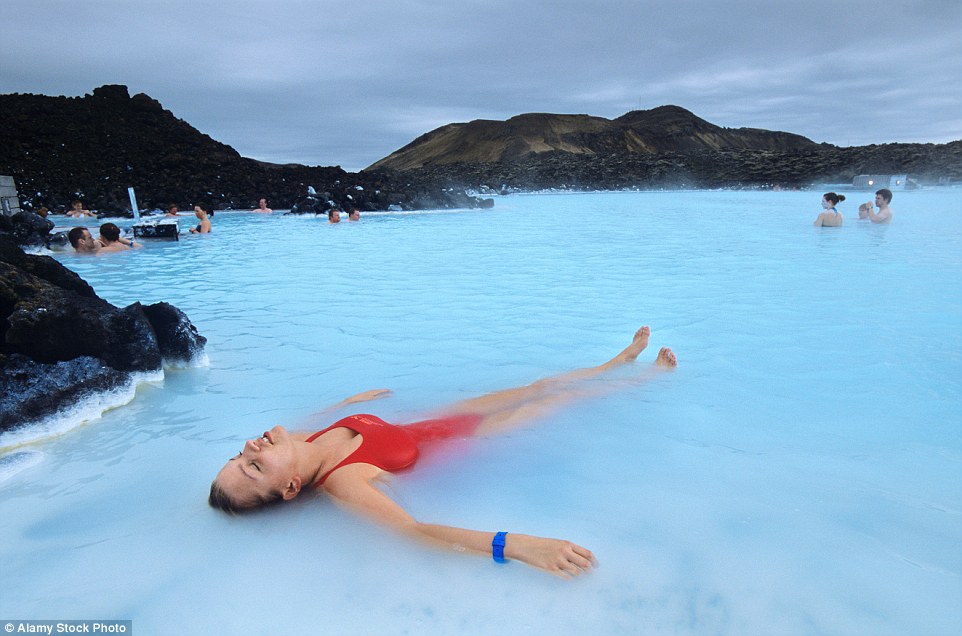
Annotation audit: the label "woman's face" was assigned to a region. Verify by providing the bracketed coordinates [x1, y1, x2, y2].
[215, 425, 299, 506]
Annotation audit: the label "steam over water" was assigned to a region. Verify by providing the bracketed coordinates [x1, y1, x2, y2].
[2, 189, 960, 635]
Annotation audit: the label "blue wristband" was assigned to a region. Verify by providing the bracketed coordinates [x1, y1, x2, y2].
[492, 531, 507, 563]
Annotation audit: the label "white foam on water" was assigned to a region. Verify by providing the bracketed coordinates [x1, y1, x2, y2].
[163, 349, 210, 370]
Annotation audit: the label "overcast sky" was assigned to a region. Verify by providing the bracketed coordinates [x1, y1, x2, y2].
[3, 0, 960, 171]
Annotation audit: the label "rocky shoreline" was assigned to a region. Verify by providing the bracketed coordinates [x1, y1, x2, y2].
[4, 85, 959, 219]
[380, 142, 962, 193]
[0, 85, 492, 216]
[0, 227, 207, 435]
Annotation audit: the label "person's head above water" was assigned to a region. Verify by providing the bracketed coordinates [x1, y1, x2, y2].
[822, 192, 845, 207]
[67, 226, 97, 252]
[328, 208, 341, 223]
[99, 222, 122, 243]
[209, 425, 303, 513]
[875, 188, 893, 204]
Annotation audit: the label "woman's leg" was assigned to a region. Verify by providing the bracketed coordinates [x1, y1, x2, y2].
[442, 326, 652, 417]
[472, 345, 677, 435]
[435, 327, 676, 435]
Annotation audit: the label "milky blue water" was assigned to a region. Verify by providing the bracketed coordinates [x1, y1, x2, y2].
[2, 190, 960, 635]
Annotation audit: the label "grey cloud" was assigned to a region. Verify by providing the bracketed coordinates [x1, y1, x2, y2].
[2, 0, 959, 170]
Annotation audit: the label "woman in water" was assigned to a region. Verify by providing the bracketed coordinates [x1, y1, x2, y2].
[189, 203, 213, 234]
[210, 326, 677, 578]
[813, 192, 845, 227]
[66, 200, 96, 218]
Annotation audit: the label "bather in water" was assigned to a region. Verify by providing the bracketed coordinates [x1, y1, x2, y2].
[209, 326, 677, 578]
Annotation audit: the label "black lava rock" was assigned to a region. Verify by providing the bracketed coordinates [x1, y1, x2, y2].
[142, 301, 208, 365]
[0, 85, 492, 214]
[0, 235, 206, 432]
[0, 354, 130, 432]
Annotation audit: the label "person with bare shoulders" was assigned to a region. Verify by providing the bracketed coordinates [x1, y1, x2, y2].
[209, 326, 678, 578]
[189, 203, 213, 234]
[813, 192, 845, 227]
[328, 208, 341, 223]
[66, 200, 96, 218]
[863, 188, 893, 224]
[67, 226, 99, 253]
[97, 222, 141, 252]
[165, 204, 180, 217]
[253, 198, 272, 213]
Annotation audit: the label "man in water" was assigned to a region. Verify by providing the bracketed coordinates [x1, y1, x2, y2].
[67, 227, 100, 253]
[166, 204, 180, 217]
[863, 188, 894, 224]
[253, 198, 272, 213]
[348, 208, 360, 221]
[328, 208, 341, 223]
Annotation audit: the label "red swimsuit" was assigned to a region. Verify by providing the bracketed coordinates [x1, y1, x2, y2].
[306, 413, 483, 486]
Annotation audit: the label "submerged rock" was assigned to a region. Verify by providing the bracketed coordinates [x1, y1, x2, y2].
[0, 235, 206, 433]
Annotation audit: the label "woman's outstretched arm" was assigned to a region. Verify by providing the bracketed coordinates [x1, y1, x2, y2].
[338, 388, 393, 405]
[323, 464, 596, 578]
[299, 389, 393, 428]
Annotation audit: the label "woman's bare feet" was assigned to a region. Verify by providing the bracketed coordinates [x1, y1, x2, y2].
[655, 347, 677, 368]
[615, 326, 650, 364]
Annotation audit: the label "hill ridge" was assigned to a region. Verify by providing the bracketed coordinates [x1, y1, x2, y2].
[367, 106, 820, 171]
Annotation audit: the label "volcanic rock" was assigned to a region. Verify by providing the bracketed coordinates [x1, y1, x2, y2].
[368, 106, 819, 171]
[141, 301, 207, 365]
[366, 106, 962, 190]
[0, 235, 206, 432]
[0, 354, 130, 431]
[0, 85, 491, 214]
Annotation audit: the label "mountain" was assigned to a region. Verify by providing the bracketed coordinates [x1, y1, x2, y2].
[366, 106, 962, 191]
[0, 85, 487, 214]
[367, 106, 820, 171]
[3, 86, 958, 208]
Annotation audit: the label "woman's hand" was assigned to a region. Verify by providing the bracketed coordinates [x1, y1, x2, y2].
[505, 533, 597, 578]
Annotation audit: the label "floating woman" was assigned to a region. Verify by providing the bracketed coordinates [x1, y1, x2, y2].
[814, 192, 845, 227]
[209, 326, 677, 578]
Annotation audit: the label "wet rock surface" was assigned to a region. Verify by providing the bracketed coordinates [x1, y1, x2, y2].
[0, 354, 130, 431]
[141, 301, 207, 366]
[0, 235, 206, 433]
